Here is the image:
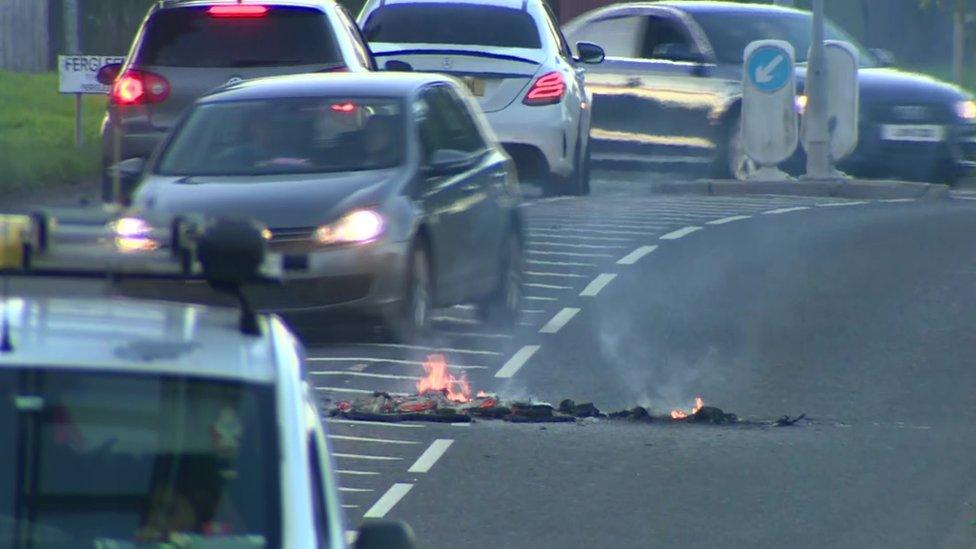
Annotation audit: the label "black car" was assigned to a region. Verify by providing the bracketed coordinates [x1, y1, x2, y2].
[564, 1, 976, 184]
[115, 73, 525, 337]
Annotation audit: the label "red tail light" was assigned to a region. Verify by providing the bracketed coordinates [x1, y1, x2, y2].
[523, 71, 565, 106]
[111, 70, 170, 105]
[208, 5, 268, 17]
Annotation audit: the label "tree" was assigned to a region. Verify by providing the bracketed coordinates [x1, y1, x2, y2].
[920, 0, 975, 86]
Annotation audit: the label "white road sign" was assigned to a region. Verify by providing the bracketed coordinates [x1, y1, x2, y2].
[742, 40, 798, 177]
[58, 55, 125, 94]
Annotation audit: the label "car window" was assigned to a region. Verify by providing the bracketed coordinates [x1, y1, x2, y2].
[156, 97, 406, 176]
[362, 3, 542, 49]
[0, 369, 280, 547]
[417, 86, 485, 164]
[334, 5, 375, 70]
[641, 16, 700, 61]
[541, 3, 574, 59]
[135, 6, 342, 68]
[570, 15, 644, 58]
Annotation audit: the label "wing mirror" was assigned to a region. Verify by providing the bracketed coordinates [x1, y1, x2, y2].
[575, 41, 605, 64]
[355, 520, 417, 549]
[426, 149, 474, 176]
[96, 62, 123, 85]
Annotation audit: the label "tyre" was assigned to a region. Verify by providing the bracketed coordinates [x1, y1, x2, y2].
[715, 114, 757, 181]
[477, 230, 523, 329]
[390, 244, 432, 342]
[545, 135, 591, 196]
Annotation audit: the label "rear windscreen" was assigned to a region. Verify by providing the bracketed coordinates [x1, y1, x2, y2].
[135, 6, 341, 68]
[362, 4, 542, 49]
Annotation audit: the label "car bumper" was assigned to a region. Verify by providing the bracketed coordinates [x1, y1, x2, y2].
[487, 105, 574, 177]
[115, 239, 409, 318]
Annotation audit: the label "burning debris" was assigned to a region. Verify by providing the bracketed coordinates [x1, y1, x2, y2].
[328, 355, 803, 428]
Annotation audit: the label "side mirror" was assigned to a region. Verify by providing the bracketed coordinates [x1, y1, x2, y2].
[575, 41, 605, 64]
[96, 62, 123, 85]
[426, 149, 474, 176]
[869, 48, 896, 68]
[355, 520, 417, 549]
[385, 60, 413, 72]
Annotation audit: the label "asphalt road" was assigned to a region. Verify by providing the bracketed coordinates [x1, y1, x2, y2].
[315, 179, 976, 548]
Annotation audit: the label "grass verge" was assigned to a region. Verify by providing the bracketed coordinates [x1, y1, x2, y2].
[0, 70, 106, 194]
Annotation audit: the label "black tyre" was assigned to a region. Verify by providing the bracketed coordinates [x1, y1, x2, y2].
[714, 113, 757, 181]
[392, 244, 432, 342]
[477, 230, 523, 329]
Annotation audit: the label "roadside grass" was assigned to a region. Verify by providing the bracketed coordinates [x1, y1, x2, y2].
[0, 70, 106, 194]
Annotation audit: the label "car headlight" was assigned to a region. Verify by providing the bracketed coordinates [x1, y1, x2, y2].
[109, 216, 159, 252]
[314, 209, 385, 246]
[794, 95, 808, 115]
[956, 100, 976, 121]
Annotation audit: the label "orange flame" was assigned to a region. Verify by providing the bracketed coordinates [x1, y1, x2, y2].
[416, 354, 471, 403]
[670, 396, 704, 420]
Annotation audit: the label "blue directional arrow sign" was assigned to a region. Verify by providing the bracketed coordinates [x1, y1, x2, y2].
[747, 45, 792, 93]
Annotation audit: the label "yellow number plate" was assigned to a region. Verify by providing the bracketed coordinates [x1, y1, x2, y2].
[0, 214, 30, 269]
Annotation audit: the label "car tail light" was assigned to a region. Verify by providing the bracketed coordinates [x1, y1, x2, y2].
[331, 102, 357, 113]
[111, 70, 170, 105]
[523, 71, 565, 106]
[208, 5, 269, 18]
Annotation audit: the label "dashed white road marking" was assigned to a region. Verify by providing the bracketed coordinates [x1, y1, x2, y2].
[527, 250, 616, 258]
[954, 196, 976, 201]
[526, 271, 589, 278]
[660, 226, 702, 240]
[525, 296, 560, 301]
[527, 259, 598, 267]
[329, 434, 420, 445]
[617, 245, 658, 265]
[441, 331, 512, 339]
[363, 483, 414, 518]
[521, 309, 546, 314]
[336, 470, 381, 476]
[524, 282, 574, 290]
[430, 315, 480, 325]
[527, 232, 634, 242]
[532, 227, 652, 236]
[880, 198, 917, 203]
[528, 241, 627, 249]
[308, 357, 486, 370]
[339, 487, 375, 493]
[761, 206, 810, 215]
[580, 273, 617, 297]
[332, 453, 404, 461]
[347, 343, 501, 356]
[317, 387, 410, 396]
[328, 419, 425, 429]
[495, 345, 541, 378]
[707, 215, 751, 225]
[313, 371, 421, 381]
[408, 439, 454, 473]
[539, 307, 581, 334]
[816, 201, 868, 207]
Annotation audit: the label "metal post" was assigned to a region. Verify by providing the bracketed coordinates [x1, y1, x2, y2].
[64, 0, 82, 149]
[952, 10, 964, 86]
[74, 93, 83, 148]
[804, 0, 831, 179]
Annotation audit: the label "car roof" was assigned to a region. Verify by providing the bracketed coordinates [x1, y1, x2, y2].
[156, 0, 338, 10]
[367, 0, 529, 10]
[650, 1, 804, 15]
[200, 72, 453, 103]
[0, 295, 278, 383]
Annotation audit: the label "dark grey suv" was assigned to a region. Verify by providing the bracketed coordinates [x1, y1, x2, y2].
[99, 0, 376, 203]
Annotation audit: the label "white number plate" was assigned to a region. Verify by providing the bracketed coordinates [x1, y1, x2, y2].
[880, 124, 945, 142]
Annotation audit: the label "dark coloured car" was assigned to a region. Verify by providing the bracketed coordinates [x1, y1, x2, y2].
[564, 1, 976, 183]
[117, 73, 525, 337]
[99, 0, 377, 203]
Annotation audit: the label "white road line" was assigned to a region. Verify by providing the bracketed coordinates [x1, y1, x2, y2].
[617, 245, 658, 265]
[526, 232, 634, 242]
[430, 315, 480, 325]
[525, 271, 589, 278]
[761, 206, 810, 215]
[527, 241, 627, 249]
[329, 434, 420, 445]
[880, 198, 917, 203]
[954, 196, 976, 201]
[346, 530, 359, 544]
[313, 372, 421, 381]
[527, 250, 615, 258]
[580, 273, 617, 297]
[707, 215, 751, 225]
[336, 470, 381, 476]
[526, 259, 598, 267]
[495, 345, 541, 378]
[339, 487, 375, 493]
[308, 357, 486, 370]
[441, 331, 513, 339]
[343, 505, 360, 510]
[363, 483, 414, 518]
[660, 226, 702, 240]
[343, 343, 502, 356]
[521, 309, 546, 314]
[316, 387, 410, 396]
[524, 282, 573, 290]
[539, 307, 581, 334]
[332, 453, 404, 461]
[328, 419, 425, 429]
[816, 201, 868, 207]
[525, 296, 560, 302]
[407, 439, 454, 473]
[531, 227, 651, 236]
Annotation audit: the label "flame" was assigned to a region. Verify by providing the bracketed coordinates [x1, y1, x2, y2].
[416, 354, 471, 403]
[476, 391, 488, 398]
[670, 396, 704, 420]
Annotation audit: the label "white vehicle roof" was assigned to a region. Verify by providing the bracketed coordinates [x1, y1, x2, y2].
[0, 295, 278, 383]
[367, 0, 528, 8]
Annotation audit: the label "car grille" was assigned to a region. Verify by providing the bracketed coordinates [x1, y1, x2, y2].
[267, 226, 317, 253]
[863, 102, 955, 124]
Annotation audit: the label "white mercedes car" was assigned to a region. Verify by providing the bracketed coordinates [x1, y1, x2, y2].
[357, 0, 605, 195]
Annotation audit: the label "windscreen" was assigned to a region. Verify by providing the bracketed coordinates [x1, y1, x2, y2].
[135, 6, 342, 68]
[690, 11, 875, 67]
[362, 4, 542, 49]
[157, 97, 406, 176]
[0, 370, 281, 548]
